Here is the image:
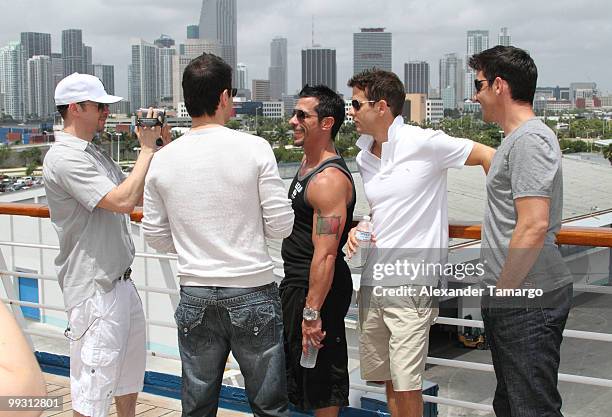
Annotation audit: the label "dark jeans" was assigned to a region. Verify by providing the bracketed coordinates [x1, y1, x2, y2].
[481, 284, 573, 417]
[174, 282, 289, 417]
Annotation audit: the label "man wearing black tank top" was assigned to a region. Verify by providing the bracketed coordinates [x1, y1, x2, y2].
[280, 85, 356, 416]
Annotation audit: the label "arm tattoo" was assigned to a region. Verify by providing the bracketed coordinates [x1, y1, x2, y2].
[315, 209, 341, 239]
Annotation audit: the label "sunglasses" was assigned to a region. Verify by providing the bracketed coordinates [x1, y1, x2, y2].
[228, 88, 237, 97]
[291, 109, 315, 121]
[351, 99, 376, 111]
[474, 79, 488, 93]
[78, 101, 109, 111]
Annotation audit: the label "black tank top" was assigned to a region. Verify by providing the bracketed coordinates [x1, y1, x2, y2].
[280, 155, 356, 289]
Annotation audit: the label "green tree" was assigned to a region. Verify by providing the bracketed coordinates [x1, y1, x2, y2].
[559, 139, 589, 153]
[0, 145, 11, 166]
[20, 147, 42, 166]
[273, 145, 303, 163]
[0, 113, 15, 123]
[443, 109, 461, 119]
[225, 119, 241, 130]
[25, 161, 38, 176]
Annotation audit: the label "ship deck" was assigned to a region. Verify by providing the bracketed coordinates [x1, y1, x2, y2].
[42, 373, 250, 417]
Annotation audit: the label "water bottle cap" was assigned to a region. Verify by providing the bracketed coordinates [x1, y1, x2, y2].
[363, 215, 371, 221]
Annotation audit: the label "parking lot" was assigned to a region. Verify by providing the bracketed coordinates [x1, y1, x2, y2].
[0, 174, 44, 192]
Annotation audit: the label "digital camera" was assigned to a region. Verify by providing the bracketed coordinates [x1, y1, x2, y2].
[135, 108, 166, 128]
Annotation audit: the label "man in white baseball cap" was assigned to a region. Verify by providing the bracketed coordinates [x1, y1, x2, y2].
[43, 73, 169, 417]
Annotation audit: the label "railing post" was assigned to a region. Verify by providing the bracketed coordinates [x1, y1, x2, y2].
[36, 195, 46, 325]
[158, 259, 180, 311]
[608, 246, 612, 286]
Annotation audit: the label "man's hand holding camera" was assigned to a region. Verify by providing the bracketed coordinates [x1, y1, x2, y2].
[135, 107, 171, 153]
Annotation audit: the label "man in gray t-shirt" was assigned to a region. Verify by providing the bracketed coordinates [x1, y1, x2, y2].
[481, 117, 572, 292]
[470, 46, 573, 417]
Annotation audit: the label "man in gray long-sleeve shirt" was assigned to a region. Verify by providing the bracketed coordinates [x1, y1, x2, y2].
[43, 73, 166, 417]
[143, 53, 294, 417]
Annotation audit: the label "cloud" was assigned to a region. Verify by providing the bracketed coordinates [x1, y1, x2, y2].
[2, 0, 611, 97]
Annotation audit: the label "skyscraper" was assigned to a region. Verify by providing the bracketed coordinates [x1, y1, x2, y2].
[569, 82, 597, 106]
[353, 28, 392, 75]
[20, 32, 51, 59]
[439, 53, 464, 109]
[93, 64, 115, 95]
[172, 39, 222, 107]
[465, 30, 489, 99]
[154, 34, 176, 49]
[252, 79, 270, 101]
[269, 37, 287, 100]
[236, 63, 248, 90]
[404, 61, 429, 95]
[172, 56, 192, 108]
[498, 27, 511, 46]
[302, 48, 336, 91]
[181, 38, 222, 58]
[158, 47, 176, 104]
[62, 29, 84, 76]
[199, 0, 237, 85]
[83, 45, 93, 75]
[51, 52, 64, 86]
[0, 42, 26, 120]
[155, 35, 176, 104]
[129, 39, 159, 112]
[26, 55, 54, 118]
[186, 25, 199, 40]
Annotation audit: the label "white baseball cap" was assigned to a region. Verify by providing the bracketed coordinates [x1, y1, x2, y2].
[55, 72, 123, 106]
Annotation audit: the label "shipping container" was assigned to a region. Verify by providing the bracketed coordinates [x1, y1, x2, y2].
[7, 132, 22, 142]
[30, 134, 45, 144]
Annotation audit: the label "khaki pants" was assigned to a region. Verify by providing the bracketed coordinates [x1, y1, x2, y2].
[358, 286, 438, 391]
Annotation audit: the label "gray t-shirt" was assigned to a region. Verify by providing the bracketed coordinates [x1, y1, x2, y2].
[43, 132, 134, 310]
[480, 118, 572, 291]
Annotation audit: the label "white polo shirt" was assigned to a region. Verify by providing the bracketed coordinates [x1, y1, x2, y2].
[356, 116, 473, 286]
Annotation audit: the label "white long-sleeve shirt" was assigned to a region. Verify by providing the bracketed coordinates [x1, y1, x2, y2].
[143, 126, 294, 287]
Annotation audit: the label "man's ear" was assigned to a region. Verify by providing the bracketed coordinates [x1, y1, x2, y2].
[68, 103, 81, 117]
[320, 116, 335, 131]
[494, 77, 505, 96]
[219, 89, 229, 109]
[377, 100, 389, 115]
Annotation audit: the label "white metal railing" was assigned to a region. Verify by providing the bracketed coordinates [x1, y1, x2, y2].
[1, 215, 612, 414]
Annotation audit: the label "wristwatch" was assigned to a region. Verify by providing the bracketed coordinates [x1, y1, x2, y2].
[302, 306, 320, 321]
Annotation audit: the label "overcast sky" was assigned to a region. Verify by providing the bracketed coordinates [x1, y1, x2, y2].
[2, 0, 611, 98]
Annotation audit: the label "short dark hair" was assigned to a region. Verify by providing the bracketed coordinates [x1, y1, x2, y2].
[57, 105, 68, 119]
[298, 84, 345, 139]
[182, 53, 232, 117]
[347, 69, 405, 117]
[468, 45, 537, 104]
[56, 102, 86, 120]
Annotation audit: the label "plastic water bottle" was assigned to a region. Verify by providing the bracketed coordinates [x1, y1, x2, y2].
[353, 215, 373, 267]
[300, 342, 319, 368]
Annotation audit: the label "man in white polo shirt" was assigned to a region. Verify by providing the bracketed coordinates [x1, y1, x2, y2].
[43, 73, 165, 417]
[346, 69, 494, 417]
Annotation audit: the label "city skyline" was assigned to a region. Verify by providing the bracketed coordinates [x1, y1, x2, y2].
[0, 0, 611, 100]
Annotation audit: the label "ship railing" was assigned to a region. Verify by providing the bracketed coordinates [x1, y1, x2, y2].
[1, 203, 611, 413]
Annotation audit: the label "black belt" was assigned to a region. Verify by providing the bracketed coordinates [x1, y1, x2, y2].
[120, 267, 132, 281]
